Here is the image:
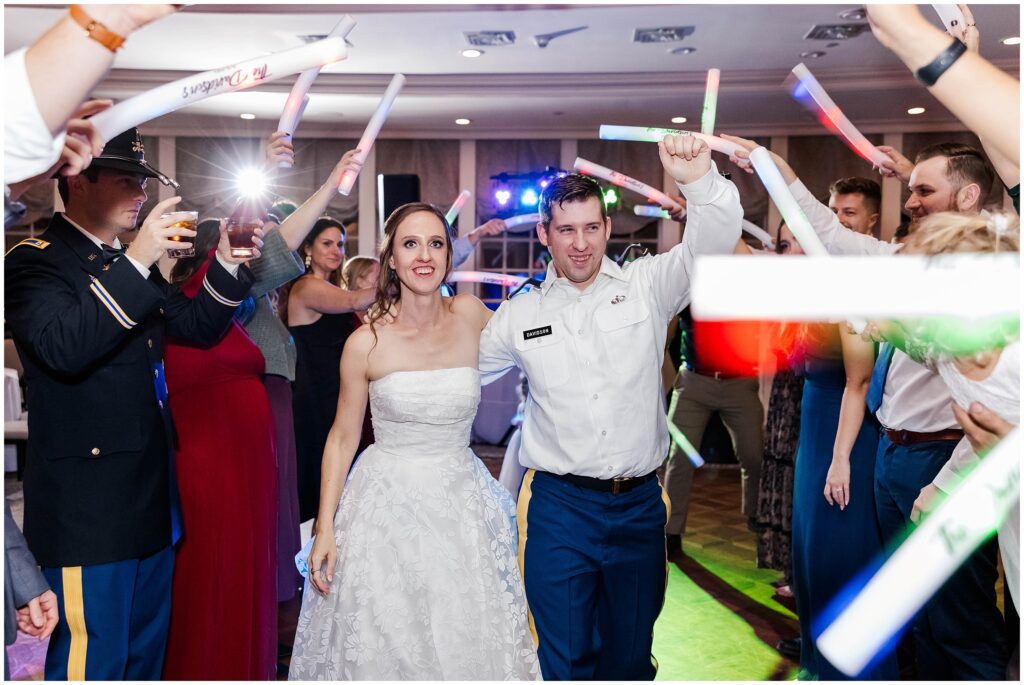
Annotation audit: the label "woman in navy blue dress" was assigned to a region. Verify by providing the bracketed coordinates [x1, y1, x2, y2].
[791, 323, 898, 680]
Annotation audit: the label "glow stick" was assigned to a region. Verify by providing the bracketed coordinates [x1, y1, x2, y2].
[276, 15, 356, 150]
[445, 189, 472, 225]
[748, 147, 828, 257]
[635, 205, 674, 220]
[668, 417, 705, 468]
[701, 68, 721, 136]
[817, 429, 1020, 677]
[691, 254, 1020, 320]
[503, 213, 541, 233]
[932, 4, 968, 32]
[599, 124, 745, 158]
[338, 73, 406, 196]
[446, 271, 528, 288]
[574, 157, 683, 213]
[91, 37, 348, 141]
[784, 64, 890, 168]
[741, 220, 775, 249]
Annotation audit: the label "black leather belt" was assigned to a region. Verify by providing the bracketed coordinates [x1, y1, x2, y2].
[546, 470, 658, 495]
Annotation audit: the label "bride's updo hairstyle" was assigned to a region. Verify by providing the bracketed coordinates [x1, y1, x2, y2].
[367, 202, 455, 333]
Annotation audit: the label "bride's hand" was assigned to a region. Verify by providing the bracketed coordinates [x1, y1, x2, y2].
[308, 534, 338, 595]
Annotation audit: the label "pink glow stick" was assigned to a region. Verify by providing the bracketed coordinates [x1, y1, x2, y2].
[337, 73, 406, 196]
[445, 189, 472, 225]
[573, 157, 683, 213]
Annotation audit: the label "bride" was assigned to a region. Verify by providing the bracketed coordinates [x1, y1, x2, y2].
[287, 202, 539, 680]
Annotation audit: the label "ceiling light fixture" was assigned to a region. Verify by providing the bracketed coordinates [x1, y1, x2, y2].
[800, 50, 826, 58]
[1002, 36, 1022, 45]
[461, 48, 483, 57]
[455, 118, 471, 125]
[239, 113, 256, 120]
[907, 107, 926, 115]
[671, 116, 688, 124]
[668, 46, 696, 55]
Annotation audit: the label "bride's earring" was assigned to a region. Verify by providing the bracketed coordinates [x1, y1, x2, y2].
[305, 254, 312, 269]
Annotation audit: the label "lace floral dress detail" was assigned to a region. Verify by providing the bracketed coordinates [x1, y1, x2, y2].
[288, 367, 540, 681]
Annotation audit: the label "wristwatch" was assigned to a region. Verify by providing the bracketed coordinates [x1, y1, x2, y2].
[914, 38, 967, 88]
[69, 5, 127, 53]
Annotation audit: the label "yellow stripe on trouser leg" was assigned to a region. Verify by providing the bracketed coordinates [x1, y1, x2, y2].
[516, 469, 538, 647]
[653, 482, 672, 675]
[62, 567, 88, 680]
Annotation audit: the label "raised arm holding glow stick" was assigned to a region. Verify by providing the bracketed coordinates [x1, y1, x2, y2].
[599, 124, 745, 158]
[784, 64, 890, 167]
[276, 15, 356, 165]
[701, 68, 721, 136]
[445, 189, 472, 225]
[503, 213, 542, 233]
[573, 157, 683, 213]
[337, 73, 406, 196]
[931, 4, 968, 32]
[91, 37, 348, 142]
[816, 429, 1020, 677]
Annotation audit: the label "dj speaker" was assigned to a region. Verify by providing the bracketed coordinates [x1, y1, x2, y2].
[377, 174, 421, 228]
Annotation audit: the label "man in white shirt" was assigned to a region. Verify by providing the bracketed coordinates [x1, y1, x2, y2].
[725, 136, 1006, 679]
[479, 134, 742, 679]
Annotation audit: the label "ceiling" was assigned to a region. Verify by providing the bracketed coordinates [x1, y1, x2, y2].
[5, 3, 1021, 139]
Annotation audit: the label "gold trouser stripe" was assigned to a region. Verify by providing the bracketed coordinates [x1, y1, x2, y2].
[62, 567, 88, 680]
[655, 482, 672, 676]
[516, 469, 539, 647]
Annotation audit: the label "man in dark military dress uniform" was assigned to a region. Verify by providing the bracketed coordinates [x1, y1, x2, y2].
[4, 128, 254, 680]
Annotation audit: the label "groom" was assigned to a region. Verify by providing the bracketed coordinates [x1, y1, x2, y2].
[479, 134, 742, 679]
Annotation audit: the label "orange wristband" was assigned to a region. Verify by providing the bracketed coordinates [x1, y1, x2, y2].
[69, 5, 126, 53]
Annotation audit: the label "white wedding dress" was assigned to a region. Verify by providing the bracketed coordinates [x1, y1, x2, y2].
[288, 367, 540, 681]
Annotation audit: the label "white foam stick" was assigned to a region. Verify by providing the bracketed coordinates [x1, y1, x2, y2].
[748, 147, 828, 257]
[668, 418, 705, 468]
[446, 271, 528, 288]
[691, 254, 1021, 321]
[573, 157, 683, 213]
[445, 189, 472, 225]
[91, 37, 348, 142]
[932, 4, 968, 32]
[741, 220, 775, 249]
[276, 15, 356, 149]
[701, 68, 721, 136]
[817, 429, 1020, 676]
[337, 73, 406, 196]
[785, 64, 890, 168]
[635, 205, 673, 219]
[599, 124, 745, 158]
[503, 213, 542, 232]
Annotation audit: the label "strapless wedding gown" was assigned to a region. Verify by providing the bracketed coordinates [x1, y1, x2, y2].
[288, 367, 539, 680]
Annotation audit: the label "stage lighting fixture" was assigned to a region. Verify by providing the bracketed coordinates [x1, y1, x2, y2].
[521, 188, 539, 206]
[495, 189, 511, 206]
[603, 188, 619, 205]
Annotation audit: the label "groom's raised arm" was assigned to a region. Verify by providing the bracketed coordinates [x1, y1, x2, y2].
[642, 134, 743, 320]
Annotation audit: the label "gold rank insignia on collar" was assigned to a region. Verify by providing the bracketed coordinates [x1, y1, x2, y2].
[4, 238, 50, 256]
[88, 252, 98, 260]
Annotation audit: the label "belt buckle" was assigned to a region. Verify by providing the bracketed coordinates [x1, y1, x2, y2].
[612, 476, 630, 494]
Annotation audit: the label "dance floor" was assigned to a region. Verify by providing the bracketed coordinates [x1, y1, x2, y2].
[6, 461, 799, 681]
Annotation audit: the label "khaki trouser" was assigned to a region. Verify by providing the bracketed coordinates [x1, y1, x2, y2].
[664, 369, 764, 536]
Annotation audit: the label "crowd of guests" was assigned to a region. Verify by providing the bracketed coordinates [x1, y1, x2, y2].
[3, 2, 1020, 682]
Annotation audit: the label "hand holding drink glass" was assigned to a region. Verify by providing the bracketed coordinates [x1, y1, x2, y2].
[226, 194, 267, 259]
[163, 210, 199, 258]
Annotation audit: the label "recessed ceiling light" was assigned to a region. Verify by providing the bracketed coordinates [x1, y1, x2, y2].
[1002, 36, 1022, 45]
[668, 46, 696, 55]
[800, 50, 826, 59]
[671, 116, 688, 124]
[838, 8, 867, 21]
[239, 113, 256, 120]
[455, 118, 471, 126]
[907, 107, 926, 115]
[461, 48, 484, 58]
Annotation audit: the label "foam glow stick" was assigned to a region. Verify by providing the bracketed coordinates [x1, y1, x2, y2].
[91, 37, 348, 142]
[276, 15, 356, 148]
[748, 147, 828, 257]
[446, 271, 528, 288]
[635, 205, 674, 219]
[817, 429, 1020, 677]
[784, 64, 890, 168]
[574, 157, 683, 213]
[338, 73, 407, 196]
[668, 417, 705, 468]
[932, 4, 968, 32]
[445, 189, 472, 225]
[691, 254, 1020, 320]
[503, 213, 542, 233]
[599, 124, 745, 158]
[742, 220, 775, 249]
[701, 68, 721, 136]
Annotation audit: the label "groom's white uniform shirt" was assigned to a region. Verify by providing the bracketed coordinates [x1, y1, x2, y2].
[479, 165, 742, 479]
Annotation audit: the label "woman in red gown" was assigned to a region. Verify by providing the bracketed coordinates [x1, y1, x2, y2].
[162, 223, 277, 680]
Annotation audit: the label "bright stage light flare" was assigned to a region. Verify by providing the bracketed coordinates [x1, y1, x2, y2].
[236, 167, 269, 197]
[816, 429, 1020, 677]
